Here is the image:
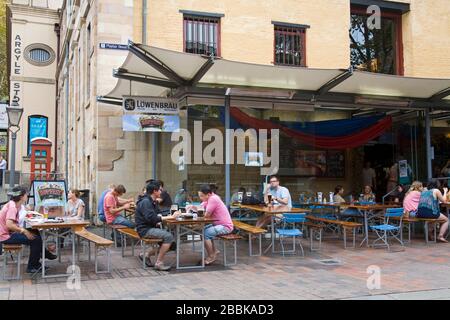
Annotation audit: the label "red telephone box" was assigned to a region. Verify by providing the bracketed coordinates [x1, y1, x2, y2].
[30, 138, 52, 181]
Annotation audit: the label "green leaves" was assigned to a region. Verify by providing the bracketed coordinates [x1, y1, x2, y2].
[0, 0, 8, 101]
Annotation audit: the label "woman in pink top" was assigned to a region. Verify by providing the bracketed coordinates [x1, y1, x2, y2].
[403, 181, 424, 218]
[0, 186, 56, 273]
[197, 185, 233, 265]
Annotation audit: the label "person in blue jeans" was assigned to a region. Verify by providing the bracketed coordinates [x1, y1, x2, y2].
[0, 186, 57, 273]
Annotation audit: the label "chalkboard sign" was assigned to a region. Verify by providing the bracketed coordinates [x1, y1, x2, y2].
[326, 150, 345, 178]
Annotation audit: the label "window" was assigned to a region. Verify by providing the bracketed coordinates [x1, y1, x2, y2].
[29, 49, 51, 63]
[27, 115, 48, 155]
[274, 24, 307, 67]
[24, 44, 55, 66]
[183, 15, 220, 56]
[349, 6, 403, 75]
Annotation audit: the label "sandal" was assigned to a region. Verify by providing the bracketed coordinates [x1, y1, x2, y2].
[204, 257, 216, 265]
[438, 237, 448, 243]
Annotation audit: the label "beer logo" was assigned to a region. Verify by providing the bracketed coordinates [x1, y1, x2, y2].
[124, 98, 136, 111]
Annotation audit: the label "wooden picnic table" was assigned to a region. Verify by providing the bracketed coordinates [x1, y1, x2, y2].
[165, 217, 216, 270]
[238, 204, 311, 254]
[297, 202, 342, 208]
[27, 219, 90, 278]
[239, 204, 311, 214]
[338, 203, 400, 247]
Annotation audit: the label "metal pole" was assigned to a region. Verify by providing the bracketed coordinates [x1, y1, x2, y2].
[9, 131, 16, 188]
[152, 134, 157, 179]
[225, 95, 231, 207]
[142, 0, 156, 179]
[425, 109, 432, 180]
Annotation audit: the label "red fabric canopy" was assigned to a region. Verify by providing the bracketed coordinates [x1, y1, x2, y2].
[229, 107, 393, 149]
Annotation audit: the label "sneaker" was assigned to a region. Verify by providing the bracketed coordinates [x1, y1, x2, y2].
[138, 254, 153, 267]
[26, 265, 49, 274]
[154, 262, 171, 271]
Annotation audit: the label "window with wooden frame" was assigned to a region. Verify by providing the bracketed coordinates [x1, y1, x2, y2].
[183, 15, 220, 56]
[274, 24, 307, 67]
[350, 6, 404, 75]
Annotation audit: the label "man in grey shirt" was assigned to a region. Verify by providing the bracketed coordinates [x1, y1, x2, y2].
[256, 175, 292, 228]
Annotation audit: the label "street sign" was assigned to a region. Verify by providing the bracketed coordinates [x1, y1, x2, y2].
[99, 43, 128, 50]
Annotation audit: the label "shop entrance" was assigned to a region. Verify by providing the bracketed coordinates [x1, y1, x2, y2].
[363, 144, 395, 198]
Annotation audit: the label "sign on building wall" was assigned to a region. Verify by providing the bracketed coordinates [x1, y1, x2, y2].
[99, 43, 128, 50]
[123, 96, 180, 114]
[0, 104, 8, 129]
[0, 132, 7, 153]
[28, 116, 48, 154]
[122, 114, 180, 132]
[122, 96, 180, 132]
[10, 34, 23, 108]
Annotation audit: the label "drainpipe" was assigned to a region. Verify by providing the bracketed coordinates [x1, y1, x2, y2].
[142, 0, 157, 179]
[65, 48, 69, 183]
[54, 23, 60, 176]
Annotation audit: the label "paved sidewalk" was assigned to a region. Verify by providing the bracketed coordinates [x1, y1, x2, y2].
[1, 228, 450, 300]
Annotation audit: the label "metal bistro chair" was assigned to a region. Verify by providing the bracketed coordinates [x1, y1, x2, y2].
[276, 213, 305, 257]
[370, 207, 404, 251]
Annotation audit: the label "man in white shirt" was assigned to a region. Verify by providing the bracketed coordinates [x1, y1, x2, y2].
[362, 161, 376, 190]
[0, 154, 7, 188]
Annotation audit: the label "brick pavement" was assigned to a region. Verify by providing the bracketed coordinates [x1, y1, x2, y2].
[1, 227, 450, 300]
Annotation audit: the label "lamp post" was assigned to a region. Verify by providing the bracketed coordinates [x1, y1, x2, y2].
[6, 106, 23, 188]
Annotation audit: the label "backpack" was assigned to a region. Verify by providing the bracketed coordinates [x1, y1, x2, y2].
[241, 195, 262, 205]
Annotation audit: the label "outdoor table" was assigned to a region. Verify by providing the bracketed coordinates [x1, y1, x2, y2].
[441, 203, 450, 216]
[27, 219, 90, 278]
[297, 202, 342, 220]
[239, 205, 311, 254]
[165, 217, 216, 270]
[339, 204, 400, 247]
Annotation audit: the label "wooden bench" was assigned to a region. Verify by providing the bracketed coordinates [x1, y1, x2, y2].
[74, 229, 113, 274]
[306, 215, 363, 249]
[217, 234, 244, 266]
[303, 222, 324, 252]
[102, 224, 129, 248]
[1, 244, 23, 280]
[389, 216, 439, 244]
[117, 228, 162, 269]
[232, 220, 267, 256]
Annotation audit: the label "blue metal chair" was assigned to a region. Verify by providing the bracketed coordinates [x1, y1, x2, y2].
[370, 207, 404, 251]
[276, 213, 305, 257]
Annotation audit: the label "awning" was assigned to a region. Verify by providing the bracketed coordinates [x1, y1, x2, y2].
[99, 41, 450, 109]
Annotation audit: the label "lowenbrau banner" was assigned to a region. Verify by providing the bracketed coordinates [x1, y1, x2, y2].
[123, 96, 179, 114]
[123, 114, 180, 132]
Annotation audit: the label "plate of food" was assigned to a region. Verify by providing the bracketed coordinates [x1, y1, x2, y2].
[182, 213, 194, 219]
[26, 217, 44, 224]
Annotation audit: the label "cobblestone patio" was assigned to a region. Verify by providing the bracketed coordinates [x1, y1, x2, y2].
[1, 227, 450, 300]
